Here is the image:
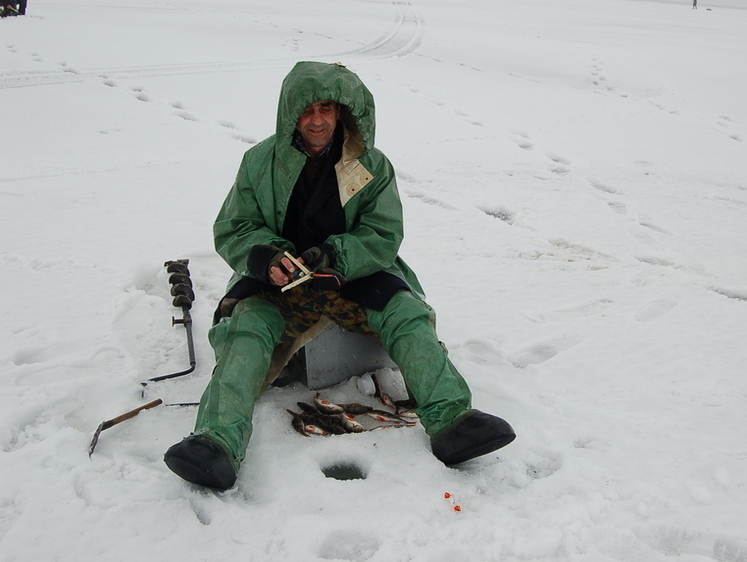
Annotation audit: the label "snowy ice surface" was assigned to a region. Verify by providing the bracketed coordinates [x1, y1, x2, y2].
[2, 0, 747, 560]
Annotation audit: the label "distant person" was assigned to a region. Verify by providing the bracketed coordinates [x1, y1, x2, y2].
[1, 4, 18, 17]
[692, 0, 697, 8]
[0, 0, 25, 16]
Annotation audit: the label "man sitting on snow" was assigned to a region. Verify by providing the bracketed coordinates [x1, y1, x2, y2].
[164, 61, 516, 490]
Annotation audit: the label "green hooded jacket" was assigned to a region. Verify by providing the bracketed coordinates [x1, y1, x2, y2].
[214, 61, 424, 298]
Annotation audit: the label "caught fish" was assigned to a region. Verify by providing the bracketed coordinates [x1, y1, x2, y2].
[314, 396, 345, 415]
[304, 424, 330, 437]
[290, 394, 417, 436]
[299, 411, 347, 435]
[396, 409, 419, 420]
[368, 422, 415, 431]
[378, 393, 419, 418]
[296, 401, 320, 415]
[339, 413, 367, 433]
[289, 412, 309, 437]
[287, 409, 332, 437]
[367, 409, 410, 424]
[340, 403, 373, 415]
[392, 397, 418, 419]
[380, 393, 398, 412]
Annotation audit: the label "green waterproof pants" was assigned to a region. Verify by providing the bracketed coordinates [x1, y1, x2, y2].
[193, 290, 471, 466]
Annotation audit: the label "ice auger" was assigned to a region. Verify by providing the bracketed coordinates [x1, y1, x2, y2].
[144, 259, 196, 384]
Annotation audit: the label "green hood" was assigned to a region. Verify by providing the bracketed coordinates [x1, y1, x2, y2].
[276, 61, 376, 152]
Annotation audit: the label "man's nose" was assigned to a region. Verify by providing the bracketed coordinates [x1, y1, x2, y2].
[309, 109, 325, 124]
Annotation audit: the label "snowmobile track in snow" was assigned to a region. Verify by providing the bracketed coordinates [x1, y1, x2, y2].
[0, 0, 424, 90]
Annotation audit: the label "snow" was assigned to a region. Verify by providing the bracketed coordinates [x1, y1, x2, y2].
[2, 0, 747, 560]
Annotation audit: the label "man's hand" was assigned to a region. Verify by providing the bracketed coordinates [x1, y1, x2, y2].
[298, 244, 335, 273]
[299, 245, 345, 290]
[269, 254, 303, 287]
[248, 245, 297, 286]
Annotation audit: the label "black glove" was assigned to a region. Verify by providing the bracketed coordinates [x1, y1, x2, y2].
[299, 244, 346, 291]
[247, 245, 287, 285]
[298, 244, 336, 272]
[310, 269, 346, 291]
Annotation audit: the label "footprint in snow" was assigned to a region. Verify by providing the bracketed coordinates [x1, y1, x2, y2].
[588, 60, 628, 98]
[509, 130, 534, 150]
[526, 455, 562, 480]
[509, 447, 564, 487]
[588, 178, 618, 194]
[545, 151, 570, 165]
[221, 123, 257, 144]
[2, 405, 48, 453]
[638, 217, 671, 236]
[526, 298, 613, 323]
[547, 151, 571, 175]
[231, 133, 257, 144]
[480, 206, 514, 224]
[634, 298, 678, 322]
[648, 100, 680, 115]
[10, 339, 98, 369]
[508, 342, 559, 368]
[634, 525, 747, 562]
[516, 139, 534, 151]
[131, 87, 149, 102]
[508, 333, 581, 368]
[57, 61, 77, 74]
[281, 38, 299, 52]
[317, 529, 381, 562]
[462, 339, 505, 366]
[11, 346, 51, 366]
[453, 108, 484, 127]
[715, 115, 742, 141]
[405, 191, 457, 210]
[190, 499, 212, 526]
[590, 59, 607, 86]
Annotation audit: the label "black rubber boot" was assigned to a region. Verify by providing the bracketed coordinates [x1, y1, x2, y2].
[430, 410, 516, 466]
[164, 434, 237, 490]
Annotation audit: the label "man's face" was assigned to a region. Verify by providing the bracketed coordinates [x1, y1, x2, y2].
[296, 100, 340, 157]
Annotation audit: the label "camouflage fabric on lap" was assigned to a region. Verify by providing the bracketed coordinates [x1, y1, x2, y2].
[253, 285, 377, 340]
